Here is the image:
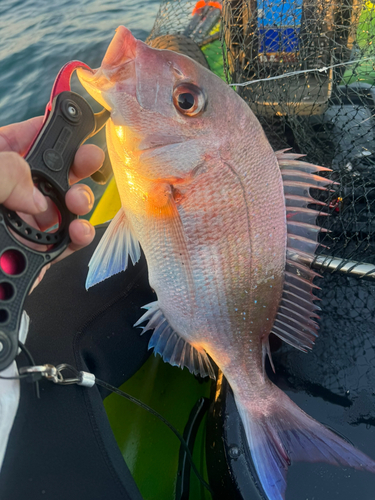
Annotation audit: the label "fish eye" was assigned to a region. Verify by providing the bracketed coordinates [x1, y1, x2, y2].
[178, 93, 195, 110]
[172, 83, 205, 117]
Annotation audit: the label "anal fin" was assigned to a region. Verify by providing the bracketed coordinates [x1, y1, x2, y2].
[134, 302, 215, 380]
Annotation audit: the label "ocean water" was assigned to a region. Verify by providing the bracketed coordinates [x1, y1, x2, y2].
[0, 0, 160, 127]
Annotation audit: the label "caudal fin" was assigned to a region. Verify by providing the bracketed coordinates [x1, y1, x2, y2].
[235, 383, 375, 500]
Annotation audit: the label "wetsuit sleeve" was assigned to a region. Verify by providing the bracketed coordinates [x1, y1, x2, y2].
[0, 224, 154, 500]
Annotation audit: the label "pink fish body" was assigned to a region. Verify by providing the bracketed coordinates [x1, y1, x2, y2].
[78, 26, 375, 500]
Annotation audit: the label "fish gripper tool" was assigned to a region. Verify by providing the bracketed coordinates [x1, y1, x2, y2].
[0, 62, 110, 371]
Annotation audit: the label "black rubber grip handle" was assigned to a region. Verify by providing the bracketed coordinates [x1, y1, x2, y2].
[0, 91, 96, 371]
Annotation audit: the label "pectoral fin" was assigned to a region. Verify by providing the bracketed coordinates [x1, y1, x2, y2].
[146, 180, 193, 290]
[86, 209, 141, 289]
[135, 301, 215, 380]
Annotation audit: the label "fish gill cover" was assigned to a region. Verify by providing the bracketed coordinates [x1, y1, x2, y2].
[146, 0, 375, 499]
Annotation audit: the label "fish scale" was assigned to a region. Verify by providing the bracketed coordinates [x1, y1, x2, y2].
[181, 164, 252, 344]
[78, 25, 375, 500]
[181, 158, 280, 354]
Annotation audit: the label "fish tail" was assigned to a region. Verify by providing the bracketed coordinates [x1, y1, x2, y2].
[234, 382, 375, 500]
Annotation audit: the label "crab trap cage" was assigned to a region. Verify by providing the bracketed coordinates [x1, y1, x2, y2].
[144, 1, 375, 499]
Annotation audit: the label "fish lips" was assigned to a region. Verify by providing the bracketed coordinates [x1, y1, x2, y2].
[77, 26, 139, 111]
[78, 26, 186, 119]
[76, 27, 151, 112]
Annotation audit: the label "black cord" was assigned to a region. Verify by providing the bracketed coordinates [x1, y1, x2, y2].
[0, 342, 40, 398]
[18, 340, 35, 366]
[18, 340, 40, 399]
[95, 377, 214, 496]
[0, 373, 30, 380]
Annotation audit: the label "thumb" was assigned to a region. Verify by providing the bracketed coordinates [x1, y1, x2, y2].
[0, 151, 48, 214]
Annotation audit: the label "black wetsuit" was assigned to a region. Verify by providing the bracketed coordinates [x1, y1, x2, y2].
[0, 224, 153, 500]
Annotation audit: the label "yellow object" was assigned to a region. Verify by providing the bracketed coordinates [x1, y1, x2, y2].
[89, 176, 121, 226]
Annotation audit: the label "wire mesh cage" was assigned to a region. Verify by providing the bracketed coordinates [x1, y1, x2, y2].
[148, 0, 375, 277]
[222, 0, 375, 276]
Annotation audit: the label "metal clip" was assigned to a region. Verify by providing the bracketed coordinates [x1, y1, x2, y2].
[19, 363, 95, 387]
[19, 364, 62, 383]
[54, 364, 82, 385]
[43, 364, 64, 384]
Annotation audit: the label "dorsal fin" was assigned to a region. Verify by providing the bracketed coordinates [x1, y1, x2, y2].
[86, 209, 141, 290]
[272, 150, 332, 352]
[134, 302, 216, 380]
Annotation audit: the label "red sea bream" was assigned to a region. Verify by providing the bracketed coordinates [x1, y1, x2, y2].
[77, 26, 375, 500]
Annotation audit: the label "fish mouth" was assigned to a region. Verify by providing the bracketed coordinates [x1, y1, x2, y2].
[77, 26, 138, 111]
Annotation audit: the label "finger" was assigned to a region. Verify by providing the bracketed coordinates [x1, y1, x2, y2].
[30, 197, 60, 231]
[65, 184, 95, 216]
[69, 144, 105, 184]
[34, 184, 95, 231]
[0, 117, 43, 154]
[32, 184, 95, 230]
[54, 219, 95, 263]
[0, 152, 48, 214]
[69, 218, 95, 250]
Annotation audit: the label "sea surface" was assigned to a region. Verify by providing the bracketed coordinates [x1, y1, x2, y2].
[0, 0, 160, 127]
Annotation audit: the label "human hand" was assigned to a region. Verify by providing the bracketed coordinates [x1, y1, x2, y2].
[0, 116, 104, 285]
